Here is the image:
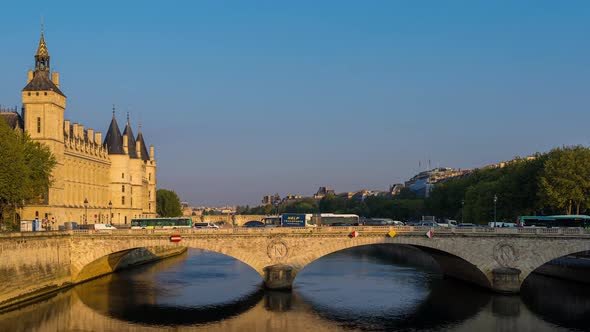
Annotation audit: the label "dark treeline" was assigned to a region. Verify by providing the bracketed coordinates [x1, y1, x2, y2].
[237, 146, 590, 224]
[236, 188, 425, 221]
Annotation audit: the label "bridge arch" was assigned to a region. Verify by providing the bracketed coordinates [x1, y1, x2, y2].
[521, 243, 590, 286]
[72, 231, 575, 293]
[283, 237, 492, 290]
[70, 237, 269, 283]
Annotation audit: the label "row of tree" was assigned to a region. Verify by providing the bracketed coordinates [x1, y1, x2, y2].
[236, 146, 590, 224]
[0, 120, 56, 230]
[236, 188, 426, 221]
[427, 146, 590, 223]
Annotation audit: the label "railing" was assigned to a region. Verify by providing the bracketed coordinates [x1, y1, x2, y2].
[4, 226, 590, 238]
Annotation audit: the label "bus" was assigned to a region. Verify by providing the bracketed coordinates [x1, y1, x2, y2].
[130, 217, 193, 229]
[517, 215, 590, 228]
[318, 213, 360, 226]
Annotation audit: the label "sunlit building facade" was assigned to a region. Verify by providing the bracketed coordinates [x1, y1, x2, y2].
[0, 31, 157, 225]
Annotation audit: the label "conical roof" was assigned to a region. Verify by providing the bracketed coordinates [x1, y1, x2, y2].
[136, 130, 149, 161]
[35, 32, 49, 58]
[103, 113, 124, 154]
[123, 116, 138, 159]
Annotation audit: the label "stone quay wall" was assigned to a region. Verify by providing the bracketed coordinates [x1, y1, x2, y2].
[0, 232, 185, 310]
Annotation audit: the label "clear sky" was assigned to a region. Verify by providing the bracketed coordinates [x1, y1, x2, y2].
[0, 1, 589, 206]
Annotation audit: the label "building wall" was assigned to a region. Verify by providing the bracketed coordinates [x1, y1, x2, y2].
[18, 69, 156, 226]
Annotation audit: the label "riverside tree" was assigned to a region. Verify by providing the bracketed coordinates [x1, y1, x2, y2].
[539, 146, 590, 215]
[0, 119, 56, 229]
[156, 189, 183, 217]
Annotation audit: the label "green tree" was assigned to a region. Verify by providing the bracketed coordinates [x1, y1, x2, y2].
[539, 146, 590, 215]
[156, 189, 183, 217]
[319, 194, 347, 212]
[281, 197, 319, 213]
[0, 120, 56, 229]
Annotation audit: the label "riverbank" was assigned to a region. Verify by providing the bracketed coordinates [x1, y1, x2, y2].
[0, 244, 187, 312]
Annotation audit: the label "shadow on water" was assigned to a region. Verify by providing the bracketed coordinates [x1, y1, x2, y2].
[294, 245, 492, 331]
[521, 273, 590, 331]
[74, 248, 266, 326]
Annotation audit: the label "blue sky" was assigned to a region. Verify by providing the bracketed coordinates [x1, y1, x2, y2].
[1, 1, 589, 205]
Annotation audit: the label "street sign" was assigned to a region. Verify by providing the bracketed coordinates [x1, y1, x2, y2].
[388, 230, 396, 238]
[350, 230, 359, 238]
[426, 230, 434, 239]
[169, 235, 182, 242]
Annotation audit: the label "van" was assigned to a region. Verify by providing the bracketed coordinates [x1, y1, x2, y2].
[88, 224, 117, 230]
[194, 222, 219, 229]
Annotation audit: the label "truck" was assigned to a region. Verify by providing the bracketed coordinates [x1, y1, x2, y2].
[280, 214, 314, 227]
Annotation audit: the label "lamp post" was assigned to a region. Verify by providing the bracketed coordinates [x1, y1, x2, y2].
[461, 199, 465, 224]
[84, 198, 89, 225]
[493, 194, 498, 225]
[108, 200, 112, 224]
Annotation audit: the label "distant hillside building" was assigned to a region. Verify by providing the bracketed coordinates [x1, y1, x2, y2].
[313, 186, 335, 199]
[0, 31, 157, 226]
[405, 168, 470, 198]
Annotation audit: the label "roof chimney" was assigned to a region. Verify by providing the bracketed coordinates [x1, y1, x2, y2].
[149, 146, 155, 160]
[95, 132, 102, 145]
[136, 140, 141, 158]
[27, 70, 33, 84]
[123, 134, 128, 154]
[64, 120, 70, 136]
[51, 72, 60, 88]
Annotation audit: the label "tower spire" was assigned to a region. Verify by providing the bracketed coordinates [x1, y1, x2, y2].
[34, 22, 50, 72]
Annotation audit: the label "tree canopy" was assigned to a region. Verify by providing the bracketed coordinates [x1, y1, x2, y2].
[0, 119, 56, 229]
[539, 146, 590, 215]
[156, 189, 182, 217]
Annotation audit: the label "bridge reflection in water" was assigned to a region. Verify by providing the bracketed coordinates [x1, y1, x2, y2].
[0, 247, 587, 332]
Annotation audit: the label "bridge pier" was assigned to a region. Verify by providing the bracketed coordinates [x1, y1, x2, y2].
[263, 264, 295, 290]
[491, 267, 521, 294]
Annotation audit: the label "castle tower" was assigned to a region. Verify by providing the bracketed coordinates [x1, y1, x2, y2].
[22, 29, 66, 207]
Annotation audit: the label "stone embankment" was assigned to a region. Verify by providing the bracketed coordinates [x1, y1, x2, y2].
[0, 233, 186, 311]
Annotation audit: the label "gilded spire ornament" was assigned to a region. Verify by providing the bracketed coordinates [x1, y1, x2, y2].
[34, 22, 50, 72]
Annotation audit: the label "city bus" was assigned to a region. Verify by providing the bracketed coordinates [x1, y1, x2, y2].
[517, 215, 590, 228]
[318, 213, 360, 226]
[130, 217, 193, 229]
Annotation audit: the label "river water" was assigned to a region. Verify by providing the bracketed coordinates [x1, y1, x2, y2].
[1, 246, 589, 331]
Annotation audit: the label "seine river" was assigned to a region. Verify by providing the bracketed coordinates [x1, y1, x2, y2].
[1, 246, 590, 332]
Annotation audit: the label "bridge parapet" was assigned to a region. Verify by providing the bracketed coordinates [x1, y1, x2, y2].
[3, 225, 590, 238]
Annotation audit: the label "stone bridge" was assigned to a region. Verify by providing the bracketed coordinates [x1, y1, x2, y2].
[2, 226, 590, 308]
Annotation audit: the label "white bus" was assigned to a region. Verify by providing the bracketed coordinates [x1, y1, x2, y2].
[131, 217, 192, 229]
[318, 213, 360, 226]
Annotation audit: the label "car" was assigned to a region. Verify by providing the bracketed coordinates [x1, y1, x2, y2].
[409, 221, 440, 227]
[243, 221, 265, 228]
[194, 222, 219, 229]
[457, 223, 476, 228]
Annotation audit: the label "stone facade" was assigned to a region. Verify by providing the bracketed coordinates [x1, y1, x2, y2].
[1, 31, 157, 226]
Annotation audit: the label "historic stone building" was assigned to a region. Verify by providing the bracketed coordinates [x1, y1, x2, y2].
[0, 31, 157, 226]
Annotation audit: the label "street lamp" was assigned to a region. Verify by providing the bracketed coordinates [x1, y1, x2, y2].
[108, 200, 113, 224]
[493, 194, 498, 225]
[84, 198, 89, 225]
[461, 199, 465, 224]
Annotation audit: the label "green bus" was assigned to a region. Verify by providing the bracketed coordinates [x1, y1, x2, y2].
[130, 217, 192, 229]
[517, 215, 590, 228]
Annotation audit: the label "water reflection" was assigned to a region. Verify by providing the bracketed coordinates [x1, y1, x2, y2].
[0, 247, 590, 331]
